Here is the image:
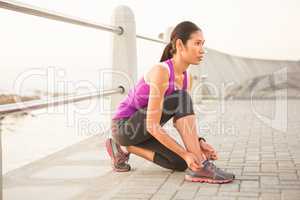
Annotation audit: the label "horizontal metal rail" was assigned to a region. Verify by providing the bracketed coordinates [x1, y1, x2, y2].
[0, 0, 123, 34]
[136, 34, 167, 44]
[0, 85, 124, 200]
[0, 86, 124, 116]
[0, 0, 168, 44]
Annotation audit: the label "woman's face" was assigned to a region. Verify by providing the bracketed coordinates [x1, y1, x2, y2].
[178, 30, 205, 65]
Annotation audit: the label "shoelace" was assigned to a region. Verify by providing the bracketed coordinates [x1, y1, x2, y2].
[205, 160, 221, 171]
[116, 152, 130, 164]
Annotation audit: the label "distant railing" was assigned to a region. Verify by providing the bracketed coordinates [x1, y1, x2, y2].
[0, 86, 125, 116]
[136, 34, 167, 44]
[0, 1, 169, 199]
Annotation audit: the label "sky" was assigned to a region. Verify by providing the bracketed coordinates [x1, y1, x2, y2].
[0, 0, 299, 92]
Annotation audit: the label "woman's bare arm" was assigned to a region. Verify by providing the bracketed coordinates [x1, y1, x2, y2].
[146, 64, 187, 159]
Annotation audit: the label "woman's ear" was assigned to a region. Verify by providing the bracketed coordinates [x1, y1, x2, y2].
[175, 38, 184, 52]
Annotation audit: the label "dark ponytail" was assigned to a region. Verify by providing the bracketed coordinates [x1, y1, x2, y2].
[160, 21, 201, 62]
[160, 43, 173, 62]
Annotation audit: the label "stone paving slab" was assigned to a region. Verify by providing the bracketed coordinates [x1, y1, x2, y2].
[3, 100, 300, 200]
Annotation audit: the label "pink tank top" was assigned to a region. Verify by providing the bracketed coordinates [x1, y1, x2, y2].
[112, 58, 188, 120]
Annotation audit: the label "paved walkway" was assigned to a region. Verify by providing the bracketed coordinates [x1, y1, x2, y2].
[3, 100, 300, 200]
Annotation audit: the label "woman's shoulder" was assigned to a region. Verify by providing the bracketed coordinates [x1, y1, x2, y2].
[144, 61, 170, 84]
[151, 62, 170, 74]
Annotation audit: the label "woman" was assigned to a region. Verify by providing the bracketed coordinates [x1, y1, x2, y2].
[106, 21, 235, 183]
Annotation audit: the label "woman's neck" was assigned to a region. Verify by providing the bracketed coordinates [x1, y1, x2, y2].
[171, 56, 189, 76]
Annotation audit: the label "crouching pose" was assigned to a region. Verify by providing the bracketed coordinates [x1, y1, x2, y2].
[106, 21, 235, 183]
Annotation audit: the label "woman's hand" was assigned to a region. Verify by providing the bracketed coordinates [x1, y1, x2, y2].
[183, 152, 202, 171]
[199, 140, 218, 160]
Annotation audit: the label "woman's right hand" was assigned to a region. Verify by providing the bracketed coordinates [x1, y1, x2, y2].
[183, 152, 202, 171]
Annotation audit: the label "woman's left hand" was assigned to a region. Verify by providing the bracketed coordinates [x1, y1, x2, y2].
[199, 140, 218, 160]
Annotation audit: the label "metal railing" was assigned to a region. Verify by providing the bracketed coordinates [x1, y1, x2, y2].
[0, 1, 169, 199]
[0, 86, 125, 116]
[0, 0, 123, 34]
[0, 85, 125, 200]
[0, 0, 166, 44]
[136, 34, 167, 44]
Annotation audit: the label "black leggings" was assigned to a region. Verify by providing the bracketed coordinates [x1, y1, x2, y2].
[111, 89, 195, 171]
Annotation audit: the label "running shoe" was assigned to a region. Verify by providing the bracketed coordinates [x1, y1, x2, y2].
[105, 138, 131, 172]
[185, 159, 235, 183]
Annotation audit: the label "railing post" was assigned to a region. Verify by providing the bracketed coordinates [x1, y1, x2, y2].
[110, 6, 137, 119]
